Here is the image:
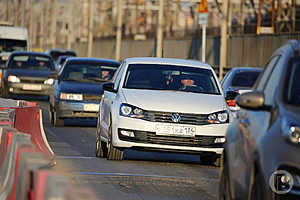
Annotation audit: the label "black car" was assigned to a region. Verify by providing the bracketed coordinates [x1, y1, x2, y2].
[46, 48, 77, 63]
[55, 55, 73, 71]
[219, 40, 300, 200]
[1, 51, 56, 98]
[49, 57, 120, 126]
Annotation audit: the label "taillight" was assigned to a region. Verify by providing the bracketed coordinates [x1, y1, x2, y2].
[226, 99, 236, 107]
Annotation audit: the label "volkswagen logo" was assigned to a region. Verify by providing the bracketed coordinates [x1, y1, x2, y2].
[171, 113, 181, 123]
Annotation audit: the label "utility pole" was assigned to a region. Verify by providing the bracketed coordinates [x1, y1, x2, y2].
[6, 0, 11, 22]
[88, 0, 95, 57]
[115, 0, 123, 61]
[219, 0, 229, 81]
[67, 0, 73, 49]
[39, 0, 45, 50]
[20, 0, 25, 27]
[51, 0, 57, 49]
[156, 0, 164, 58]
[29, 0, 34, 50]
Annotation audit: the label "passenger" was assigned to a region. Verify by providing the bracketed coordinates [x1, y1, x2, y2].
[101, 70, 110, 80]
[16, 61, 22, 67]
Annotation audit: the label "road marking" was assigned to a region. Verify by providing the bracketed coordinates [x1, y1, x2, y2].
[56, 156, 95, 159]
[72, 171, 189, 179]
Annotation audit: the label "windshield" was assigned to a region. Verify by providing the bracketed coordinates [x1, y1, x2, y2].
[123, 64, 220, 95]
[231, 70, 262, 88]
[62, 62, 118, 83]
[286, 58, 300, 106]
[7, 54, 54, 71]
[0, 39, 27, 53]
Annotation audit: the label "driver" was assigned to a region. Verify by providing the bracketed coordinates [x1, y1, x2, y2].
[180, 75, 197, 89]
[101, 70, 110, 80]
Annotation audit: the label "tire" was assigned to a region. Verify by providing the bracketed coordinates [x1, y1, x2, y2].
[248, 166, 265, 200]
[201, 154, 218, 166]
[218, 153, 232, 200]
[95, 117, 107, 158]
[53, 111, 64, 127]
[106, 122, 123, 161]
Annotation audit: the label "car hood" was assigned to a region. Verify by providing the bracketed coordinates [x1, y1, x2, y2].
[121, 89, 227, 114]
[59, 81, 103, 95]
[5, 68, 55, 78]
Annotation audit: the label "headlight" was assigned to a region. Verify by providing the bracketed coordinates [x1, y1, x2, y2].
[208, 110, 229, 124]
[60, 93, 83, 101]
[282, 118, 300, 144]
[8, 75, 20, 83]
[44, 78, 54, 85]
[214, 137, 226, 143]
[120, 104, 145, 118]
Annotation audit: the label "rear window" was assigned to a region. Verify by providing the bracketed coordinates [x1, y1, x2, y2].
[8, 55, 54, 71]
[231, 71, 261, 88]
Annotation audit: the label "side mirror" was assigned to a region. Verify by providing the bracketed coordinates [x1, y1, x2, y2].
[225, 90, 240, 100]
[103, 82, 117, 93]
[236, 91, 268, 110]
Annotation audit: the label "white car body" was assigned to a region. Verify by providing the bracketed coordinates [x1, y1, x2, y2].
[98, 57, 229, 158]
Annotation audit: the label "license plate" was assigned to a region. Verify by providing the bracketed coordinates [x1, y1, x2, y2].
[22, 84, 42, 91]
[155, 125, 196, 137]
[83, 104, 99, 112]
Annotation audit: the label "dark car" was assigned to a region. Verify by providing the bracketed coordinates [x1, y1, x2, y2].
[46, 48, 77, 63]
[1, 51, 56, 98]
[55, 55, 73, 71]
[49, 57, 120, 126]
[221, 67, 263, 112]
[219, 40, 300, 200]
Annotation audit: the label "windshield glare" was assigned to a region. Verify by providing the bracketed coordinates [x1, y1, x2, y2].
[286, 58, 300, 106]
[0, 39, 27, 52]
[8, 55, 54, 71]
[62, 63, 118, 82]
[123, 64, 220, 95]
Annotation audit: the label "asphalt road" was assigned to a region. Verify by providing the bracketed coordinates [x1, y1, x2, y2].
[38, 101, 220, 200]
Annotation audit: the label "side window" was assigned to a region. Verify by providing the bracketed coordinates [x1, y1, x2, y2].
[114, 63, 126, 90]
[255, 56, 280, 91]
[263, 57, 284, 105]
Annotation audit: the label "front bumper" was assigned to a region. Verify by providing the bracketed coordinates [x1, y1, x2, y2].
[112, 116, 228, 154]
[7, 83, 51, 96]
[55, 100, 99, 118]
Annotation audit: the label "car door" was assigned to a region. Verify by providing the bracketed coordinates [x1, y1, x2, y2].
[229, 55, 281, 198]
[100, 63, 125, 139]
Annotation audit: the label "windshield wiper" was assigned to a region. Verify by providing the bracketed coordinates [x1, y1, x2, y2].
[63, 78, 89, 82]
[87, 77, 109, 82]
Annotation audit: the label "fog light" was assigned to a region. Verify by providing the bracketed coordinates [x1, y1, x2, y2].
[120, 130, 135, 137]
[214, 137, 226, 143]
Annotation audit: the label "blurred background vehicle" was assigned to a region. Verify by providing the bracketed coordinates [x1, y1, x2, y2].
[46, 48, 77, 63]
[55, 55, 74, 72]
[97, 57, 228, 165]
[1, 51, 56, 99]
[221, 67, 263, 112]
[219, 40, 300, 200]
[49, 57, 120, 127]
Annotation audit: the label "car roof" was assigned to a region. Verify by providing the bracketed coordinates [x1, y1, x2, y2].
[9, 51, 52, 59]
[66, 57, 120, 65]
[124, 57, 212, 69]
[46, 48, 76, 54]
[230, 67, 263, 72]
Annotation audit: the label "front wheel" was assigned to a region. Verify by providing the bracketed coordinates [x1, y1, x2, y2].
[201, 154, 220, 167]
[218, 154, 232, 200]
[107, 123, 123, 161]
[53, 111, 64, 127]
[95, 116, 107, 158]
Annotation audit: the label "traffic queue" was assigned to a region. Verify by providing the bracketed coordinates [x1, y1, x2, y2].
[0, 40, 299, 200]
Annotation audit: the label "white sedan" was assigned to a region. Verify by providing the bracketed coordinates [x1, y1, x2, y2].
[96, 57, 229, 165]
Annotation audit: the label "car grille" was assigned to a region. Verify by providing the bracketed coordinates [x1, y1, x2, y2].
[143, 111, 210, 126]
[118, 130, 223, 148]
[83, 94, 102, 101]
[20, 77, 45, 84]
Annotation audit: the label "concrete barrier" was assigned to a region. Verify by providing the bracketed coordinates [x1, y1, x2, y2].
[14, 106, 54, 163]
